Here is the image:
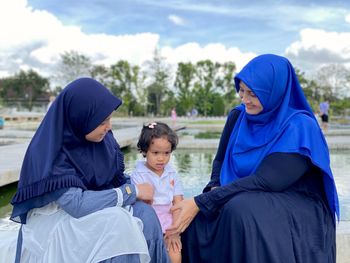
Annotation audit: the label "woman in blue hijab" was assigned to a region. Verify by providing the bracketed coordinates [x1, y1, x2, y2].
[9, 78, 170, 263]
[166, 54, 338, 262]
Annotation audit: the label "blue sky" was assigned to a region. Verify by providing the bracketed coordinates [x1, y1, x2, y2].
[1, 0, 350, 80]
[27, 0, 350, 52]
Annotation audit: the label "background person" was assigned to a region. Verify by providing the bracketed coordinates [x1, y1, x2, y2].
[9, 78, 170, 263]
[131, 122, 184, 263]
[166, 54, 339, 263]
[171, 108, 177, 127]
[319, 100, 330, 131]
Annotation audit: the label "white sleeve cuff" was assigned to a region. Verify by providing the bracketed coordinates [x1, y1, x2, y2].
[114, 188, 123, 207]
[134, 185, 139, 197]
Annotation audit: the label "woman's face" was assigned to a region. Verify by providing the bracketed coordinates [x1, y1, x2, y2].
[85, 113, 113, 142]
[238, 81, 263, 115]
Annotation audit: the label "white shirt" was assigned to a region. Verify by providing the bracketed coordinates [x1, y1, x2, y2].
[130, 160, 184, 205]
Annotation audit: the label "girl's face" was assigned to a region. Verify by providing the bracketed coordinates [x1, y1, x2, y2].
[238, 81, 263, 115]
[145, 137, 172, 176]
[85, 114, 113, 142]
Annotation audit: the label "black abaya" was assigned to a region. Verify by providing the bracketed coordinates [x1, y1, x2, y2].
[181, 110, 336, 263]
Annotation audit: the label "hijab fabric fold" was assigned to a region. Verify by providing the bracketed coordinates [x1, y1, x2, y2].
[220, 54, 339, 218]
[11, 78, 123, 222]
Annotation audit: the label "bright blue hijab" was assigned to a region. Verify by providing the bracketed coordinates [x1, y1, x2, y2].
[220, 54, 339, 218]
[11, 78, 124, 222]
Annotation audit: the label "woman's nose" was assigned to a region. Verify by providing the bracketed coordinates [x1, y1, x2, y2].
[105, 122, 112, 131]
[242, 93, 250, 103]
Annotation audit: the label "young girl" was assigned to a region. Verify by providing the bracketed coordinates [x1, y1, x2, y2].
[130, 122, 184, 263]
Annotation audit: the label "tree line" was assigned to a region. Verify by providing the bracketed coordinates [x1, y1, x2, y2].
[0, 50, 349, 117]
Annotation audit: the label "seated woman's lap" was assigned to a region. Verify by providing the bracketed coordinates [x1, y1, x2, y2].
[132, 201, 163, 240]
[183, 191, 334, 262]
[132, 201, 171, 263]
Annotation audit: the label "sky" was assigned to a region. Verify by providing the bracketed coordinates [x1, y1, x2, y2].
[1, 0, 350, 82]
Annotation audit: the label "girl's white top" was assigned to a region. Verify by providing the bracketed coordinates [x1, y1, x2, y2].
[130, 161, 184, 205]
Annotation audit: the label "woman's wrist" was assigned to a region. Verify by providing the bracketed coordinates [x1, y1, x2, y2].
[114, 184, 137, 206]
[191, 197, 200, 213]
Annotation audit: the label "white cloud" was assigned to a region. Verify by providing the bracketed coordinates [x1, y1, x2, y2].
[6, 0, 350, 82]
[0, 0, 160, 77]
[30, 32, 160, 66]
[162, 43, 255, 71]
[0, 0, 254, 79]
[295, 7, 340, 23]
[0, 0, 63, 49]
[285, 28, 350, 72]
[168, 15, 186, 26]
[346, 13, 350, 23]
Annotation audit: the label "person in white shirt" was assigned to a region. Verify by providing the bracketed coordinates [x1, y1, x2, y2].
[131, 122, 184, 263]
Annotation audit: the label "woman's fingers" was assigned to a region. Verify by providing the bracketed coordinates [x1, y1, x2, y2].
[178, 217, 191, 233]
[166, 220, 184, 236]
[166, 222, 181, 236]
[166, 198, 200, 237]
[170, 202, 180, 213]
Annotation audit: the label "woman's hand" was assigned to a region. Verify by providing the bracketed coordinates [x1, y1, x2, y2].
[165, 198, 199, 237]
[136, 183, 154, 204]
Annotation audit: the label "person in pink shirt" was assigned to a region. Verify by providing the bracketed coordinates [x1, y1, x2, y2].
[171, 108, 177, 127]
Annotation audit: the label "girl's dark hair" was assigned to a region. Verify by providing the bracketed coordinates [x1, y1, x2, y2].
[137, 122, 178, 155]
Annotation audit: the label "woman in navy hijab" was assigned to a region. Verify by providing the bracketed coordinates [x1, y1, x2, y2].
[10, 78, 170, 263]
[166, 54, 338, 262]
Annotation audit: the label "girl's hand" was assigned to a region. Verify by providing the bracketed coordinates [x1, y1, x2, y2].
[165, 198, 199, 237]
[136, 183, 154, 203]
[165, 234, 182, 252]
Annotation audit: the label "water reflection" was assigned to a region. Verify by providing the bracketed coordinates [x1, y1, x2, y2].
[330, 150, 350, 221]
[0, 183, 17, 219]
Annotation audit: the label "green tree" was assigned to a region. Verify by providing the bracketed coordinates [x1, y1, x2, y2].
[216, 61, 236, 113]
[294, 68, 320, 111]
[131, 66, 148, 116]
[144, 49, 172, 116]
[54, 50, 92, 87]
[174, 62, 196, 116]
[331, 97, 350, 117]
[160, 89, 176, 117]
[211, 94, 225, 116]
[109, 60, 134, 115]
[315, 64, 350, 100]
[0, 70, 49, 111]
[91, 65, 110, 87]
[193, 60, 221, 116]
[108, 60, 146, 116]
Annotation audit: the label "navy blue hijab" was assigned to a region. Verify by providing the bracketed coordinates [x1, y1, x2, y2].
[220, 54, 339, 218]
[11, 78, 124, 223]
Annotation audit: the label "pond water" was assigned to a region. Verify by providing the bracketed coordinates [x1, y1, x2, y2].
[0, 149, 349, 221]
